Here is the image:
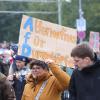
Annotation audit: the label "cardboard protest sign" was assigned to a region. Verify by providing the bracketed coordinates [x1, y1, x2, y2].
[89, 31, 100, 52]
[18, 15, 77, 67]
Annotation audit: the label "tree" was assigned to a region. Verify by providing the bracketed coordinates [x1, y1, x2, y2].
[0, 0, 99, 42]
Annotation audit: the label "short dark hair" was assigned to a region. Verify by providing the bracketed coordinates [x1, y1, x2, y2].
[71, 43, 95, 60]
[30, 60, 49, 71]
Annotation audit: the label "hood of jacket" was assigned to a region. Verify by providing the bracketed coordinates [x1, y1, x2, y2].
[26, 71, 52, 88]
[81, 60, 100, 73]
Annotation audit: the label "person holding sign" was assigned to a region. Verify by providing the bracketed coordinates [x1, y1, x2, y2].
[21, 59, 70, 100]
[68, 42, 100, 100]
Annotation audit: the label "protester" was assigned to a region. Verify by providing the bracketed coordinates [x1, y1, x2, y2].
[0, 50, 11, 76]
[0, 72, 16, 100]
[8, 55, 30, 100]
[68, 42, 100, 100]
[21, 59, 70, 100]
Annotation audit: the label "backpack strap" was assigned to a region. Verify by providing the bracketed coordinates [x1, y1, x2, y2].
[35, 80, 48, 100]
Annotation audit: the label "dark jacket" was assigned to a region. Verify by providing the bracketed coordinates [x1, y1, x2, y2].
[0, 72, 16, 100]
[69, 60, 100, 100]
[13, 66, 30, 100]
[0, 62, 10, 76]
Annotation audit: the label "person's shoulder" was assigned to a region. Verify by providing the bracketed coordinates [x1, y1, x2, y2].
[72, 68, 78, 73]
[4, 79, 12, 87]
[0, 72, 6, 82]
[24, 82, 34, 90]
[47, 74, 57, 83]
[70, 68, 80, 77]
[0, 75, 12, 89]
[95, 60, 100, 67]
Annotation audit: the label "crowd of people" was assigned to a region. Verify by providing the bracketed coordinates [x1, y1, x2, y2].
[0, 42, 100, 100]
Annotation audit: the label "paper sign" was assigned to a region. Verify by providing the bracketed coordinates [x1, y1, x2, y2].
[89, 31, 100, 52]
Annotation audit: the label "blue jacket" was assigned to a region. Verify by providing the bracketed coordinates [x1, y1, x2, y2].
[13, 66, 30, 100]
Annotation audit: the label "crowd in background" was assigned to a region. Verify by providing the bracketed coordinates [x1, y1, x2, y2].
[0, 42, 18, 76]
[1, 41, 100, 100]
[0, 41, 72, 100]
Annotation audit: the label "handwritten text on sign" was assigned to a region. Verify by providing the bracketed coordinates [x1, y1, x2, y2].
[18, 15, 77, 67]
